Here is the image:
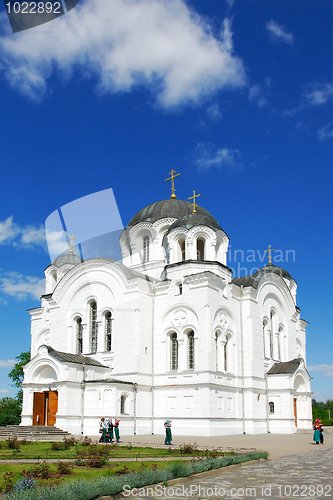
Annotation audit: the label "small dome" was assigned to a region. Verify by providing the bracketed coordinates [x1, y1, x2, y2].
[253, 265, 293, 281]
[166, 213, 222, 235]
[52, 253, 83, 268]
[127, 199, 215, 228]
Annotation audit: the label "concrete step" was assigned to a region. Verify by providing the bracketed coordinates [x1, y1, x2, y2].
[0, 426, 72, 442]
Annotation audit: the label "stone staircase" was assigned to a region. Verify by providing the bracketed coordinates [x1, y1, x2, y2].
[0, 425, 72, 442]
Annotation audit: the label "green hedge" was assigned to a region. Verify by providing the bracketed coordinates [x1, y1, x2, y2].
[5, 451, 268, 500]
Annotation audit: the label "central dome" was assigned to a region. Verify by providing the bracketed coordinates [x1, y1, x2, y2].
[127, 199, 215, 228]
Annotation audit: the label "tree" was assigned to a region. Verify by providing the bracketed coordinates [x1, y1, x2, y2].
[0, 397, 22, 426]
[8, 350, 31, 403]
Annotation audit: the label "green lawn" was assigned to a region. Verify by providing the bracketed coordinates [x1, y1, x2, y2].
[0, 459, 182, 491]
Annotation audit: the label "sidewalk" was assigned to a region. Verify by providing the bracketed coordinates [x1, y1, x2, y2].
[98, 429, 333, 460]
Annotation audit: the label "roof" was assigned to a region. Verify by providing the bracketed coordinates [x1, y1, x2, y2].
[46, 346, 108, 367]
[267, 358, 302, 375]
[166, 213, 222, 235]
[127, 199, 217, 228]
[52, 253, 84, 268]
[232, 265, 294, 289]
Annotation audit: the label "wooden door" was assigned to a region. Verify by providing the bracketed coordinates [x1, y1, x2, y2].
[33, 392, 45, 426]
[47, 391, 58, 426]
[293, 398, 297, 427]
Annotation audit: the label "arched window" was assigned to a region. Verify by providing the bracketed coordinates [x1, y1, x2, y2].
[277, 326, 282, 361]
[187, 331, 195, 370]
[263, 319, 268, 358]
[269, 401, 275, 413]
[170, 333, 178, 371]
[76, 317, 83, 355]
[143, 236, 149, 263]
[215, 331, 219, 371]
[269, 311, 275, 359]
[178, 238, 185, 261]
[197, 238, 205, 260]
[90, 301, 98, 353]
[120, 394, 127, 414]
[105, 311, 112, 352]
[223, 335, 229, 372]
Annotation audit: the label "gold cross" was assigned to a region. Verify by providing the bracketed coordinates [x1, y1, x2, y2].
[264, 245, 275, 265]
[68, 234, 76, 254]
[165, 169, 180, 199]
[188, 190, 201, 214]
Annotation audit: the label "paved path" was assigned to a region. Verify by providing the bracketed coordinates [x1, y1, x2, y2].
[117, 445, 333, 499]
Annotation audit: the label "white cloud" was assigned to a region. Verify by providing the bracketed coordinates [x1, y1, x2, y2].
[305, 82, 333, 106]
[0, 0, 245, 107]
[318, 124, 333, 141]
[266, 20, 294, 45]
[0, 360, 15, 368]
[0, 216, 18, 244]
[0, 389, 10, 394]
[0, 216, 46, 249]
[0, 272, 44, 300]
[195, 142, 242, 173]
[308, 364, 333, 377]
[249, 84, 268, 108]
[206, 103, 222, 121]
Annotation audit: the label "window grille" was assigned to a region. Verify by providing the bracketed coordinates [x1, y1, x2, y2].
[269, 401, 275, 413]
[105, 311, 112, 351]
[90, 301, 98, 353]
[143, 236, 149, 263]
[76, 318, 83, 355]
[170, 333, 178, 370]
[187, 331, 195, 369]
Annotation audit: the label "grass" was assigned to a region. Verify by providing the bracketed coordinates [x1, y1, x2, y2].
[0, 440, 235, 460]
[2, 451, 269, 499]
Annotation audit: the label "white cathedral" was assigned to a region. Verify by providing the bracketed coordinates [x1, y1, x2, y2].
[21, 178, 313, 436]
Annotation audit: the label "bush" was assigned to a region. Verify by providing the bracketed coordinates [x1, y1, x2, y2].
[3, 472, 15, 493]
[6, 436, 20, 450]
[115, 465, 132, 475]
[51, 441, 64, 451]
[76, 444, 110, 468]
[29, 461, 51, 479]
[80, 435, 93, 446]
[63, 436, 77, 449]
[179, 442, 198, 454]
[56, 462, 72, 475]
[14, 477, 37, 492]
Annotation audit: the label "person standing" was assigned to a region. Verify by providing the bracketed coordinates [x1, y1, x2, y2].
[114, 419, 120, 443]
[109, 419, 114, 442]
[313, 419, 321, 444]
[164, 419, 172, 445]
[99, 417, 105, 443]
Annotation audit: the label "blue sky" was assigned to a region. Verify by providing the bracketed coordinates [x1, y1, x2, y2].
[0, 0, 332, 402]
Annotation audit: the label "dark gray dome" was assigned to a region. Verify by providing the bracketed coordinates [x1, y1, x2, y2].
[253, 265, 293, 281]
[127, 199, 216, 228]
[166, 213, 222, 235]
[53, 253, 83, 267]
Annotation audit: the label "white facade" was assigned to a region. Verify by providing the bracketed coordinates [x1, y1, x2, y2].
[21, 199, 313, 436]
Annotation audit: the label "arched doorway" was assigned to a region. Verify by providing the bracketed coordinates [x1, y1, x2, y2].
[32, 365, 58, 426]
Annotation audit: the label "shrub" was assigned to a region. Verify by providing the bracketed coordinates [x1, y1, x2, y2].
[115, 465, 132, 475]
[51, 441, 64, 451]
[14, 477, 37, 492]
[76, 444, 110, 468]
[29, 461, 51, 479]
[56, 462, 72, 475]
[6, 436, 20, 450]
[3, 472, 15, 493]
[80, 435, 93, 446]
[19, 439, 32, 446]
[179, 442, 197, 454]
[63, 436, 77, 449]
